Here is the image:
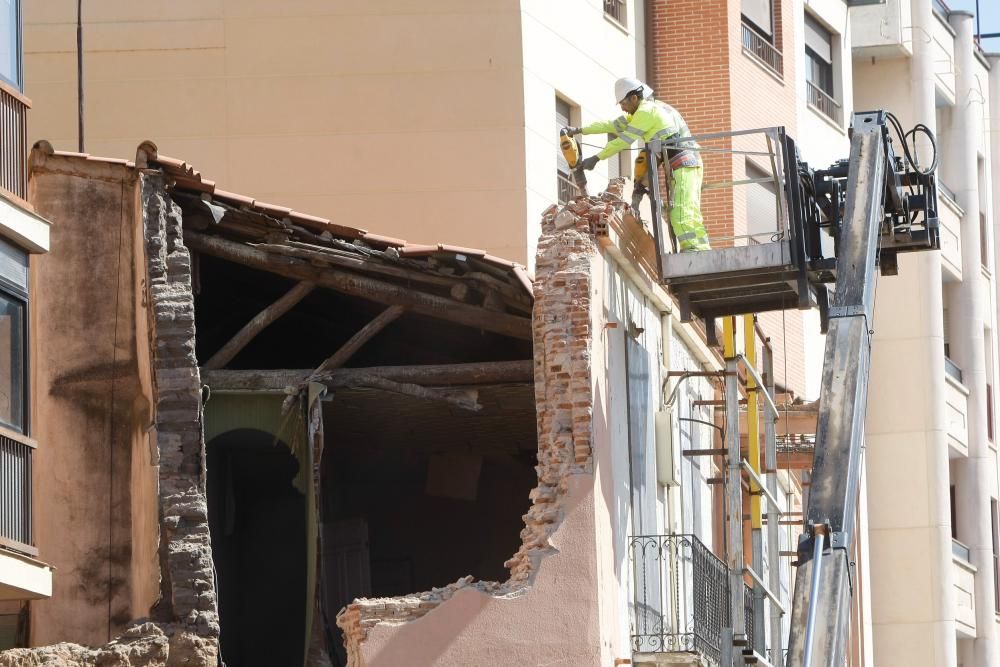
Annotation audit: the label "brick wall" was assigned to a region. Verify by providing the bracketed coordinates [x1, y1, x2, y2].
[649, 0, 735, 244]
[336, 195, 614, 665]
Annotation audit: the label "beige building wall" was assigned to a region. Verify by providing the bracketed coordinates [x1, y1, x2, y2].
[27, 158, 160, 647]
[23, 1, 649, 267]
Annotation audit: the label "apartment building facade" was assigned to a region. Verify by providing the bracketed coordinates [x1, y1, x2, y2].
[0, 0, 54, 650]
[16, 1, 1000, 666]
[852, 1, 1000, 665]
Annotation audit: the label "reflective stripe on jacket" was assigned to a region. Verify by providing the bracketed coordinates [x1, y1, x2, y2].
[580, 99, 701, 169]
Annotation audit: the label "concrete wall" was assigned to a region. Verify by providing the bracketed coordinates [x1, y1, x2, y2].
[23, 1, 531, 262]
[27, 156, 159, 646]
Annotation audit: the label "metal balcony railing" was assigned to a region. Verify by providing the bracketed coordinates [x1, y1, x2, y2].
[806, 80, 842, 125]
[0, 431, 33, 554]
[945, 356, 963, 384]
[603, 0, 627, 28]
[629, 534, 756, 661]
[742, 21, 783, 78]
[557, 171, 580, 205]
[0, 83, 29, 201]
[952, 538, 972, 562]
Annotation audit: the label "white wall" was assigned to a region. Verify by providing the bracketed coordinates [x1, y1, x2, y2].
[519, 0, 645, 261]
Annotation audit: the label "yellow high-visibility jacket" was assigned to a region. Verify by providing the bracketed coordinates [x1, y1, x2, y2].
[581, 99, 701, 169]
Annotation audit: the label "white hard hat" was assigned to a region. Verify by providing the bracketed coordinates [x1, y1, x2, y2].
[614, 77, 653, 103]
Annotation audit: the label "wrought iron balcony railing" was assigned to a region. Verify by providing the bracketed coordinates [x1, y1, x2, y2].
[806, 80, 842, 125]
[603, 0, 627, 28]
[630, 534, 754, 662]
[557, 171, 580, 205]
[741, 21, 783, 78]
[0, 83, 29, 201]
[0, 430, 34, 555]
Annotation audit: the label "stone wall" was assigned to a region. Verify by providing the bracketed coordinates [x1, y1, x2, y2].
[140, 173, 219, 654]
[4, 155, 218, 665]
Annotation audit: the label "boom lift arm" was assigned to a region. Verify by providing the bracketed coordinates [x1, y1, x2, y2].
[787, 112, 938, 667]
[647, 110, 939, 666]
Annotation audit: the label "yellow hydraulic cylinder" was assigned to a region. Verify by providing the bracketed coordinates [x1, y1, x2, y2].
[744, 314, 762, 530]
[559, 130, 580, 169]
[723, 316, 736, 360]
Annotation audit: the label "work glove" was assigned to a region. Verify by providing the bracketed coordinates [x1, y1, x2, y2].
[563, 126, 581, 137]
[579, 155, 600, 171]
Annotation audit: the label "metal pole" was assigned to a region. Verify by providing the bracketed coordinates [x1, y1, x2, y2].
[77, 0, 85, 153]
[744, 316, 766, 655]
[763, 345, 784, 667]
[802, 530, 826, 667]
[724, 317, 746, 654]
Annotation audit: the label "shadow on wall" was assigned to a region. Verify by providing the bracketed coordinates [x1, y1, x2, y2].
[206, 429, 306, 667]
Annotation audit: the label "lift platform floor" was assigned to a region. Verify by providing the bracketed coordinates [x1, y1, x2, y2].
[663, 241, 823, 322]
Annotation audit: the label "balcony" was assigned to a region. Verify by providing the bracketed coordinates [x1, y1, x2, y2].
[850, 0, 911, 58]
[630, 534, 754, 664]
[603, 0, 627, 29]
[952, 540, 976, 638]
[741, 21, 783, 78]
[939, 186, 963, 281]
[0, 429, 49, 602]
[806, 80, 842, 126]
[945, 367, 969, 458]
[0, 82, 29, 202]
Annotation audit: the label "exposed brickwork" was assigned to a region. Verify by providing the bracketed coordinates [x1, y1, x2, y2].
[335, 192, 618, 665]
[141, 173, 219, 651]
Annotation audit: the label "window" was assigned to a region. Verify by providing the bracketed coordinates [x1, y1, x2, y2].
[988, 383, 995, 443]
[0, 0, 20, 90]
[742, 0, 773, 40]
[741, 0, 783, 76]
[992, 499, 1000, 613]
[556, 96, 579, 205]
[746, 161, 778, 242]
[981, 212, 990, 270]
[0, 238, 27, 433]
[604, 0, 627, 28]
[805, 13, 840, 123]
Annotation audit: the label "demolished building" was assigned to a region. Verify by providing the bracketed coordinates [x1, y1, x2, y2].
[4, 140, 811, 666]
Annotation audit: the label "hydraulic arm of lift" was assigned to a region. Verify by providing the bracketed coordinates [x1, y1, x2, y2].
[644, 110, 939, 667]
[785, 112, 938, 667]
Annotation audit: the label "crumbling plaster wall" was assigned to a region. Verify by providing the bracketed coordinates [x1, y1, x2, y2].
[26, 156, 160, 647]
[336, 193, 649, 666]
[3, 153, 218, 665]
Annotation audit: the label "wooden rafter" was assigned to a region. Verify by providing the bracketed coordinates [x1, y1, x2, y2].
[200, 360, 534, 391]
[311, 305, 405, 378]
[203, 281, 316, 370]
[184, 230, 531, 340]
[326, 372, 482, 411]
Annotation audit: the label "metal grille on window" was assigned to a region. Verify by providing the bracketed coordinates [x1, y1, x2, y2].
[604, 0, 627, 28]
[556, 97, 579, 205]
[805, 13, 840, 123]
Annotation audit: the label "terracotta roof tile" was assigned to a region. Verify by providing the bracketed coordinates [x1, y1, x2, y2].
[360, 232, 407, 248]
[172, 175, 215, 194]
[397, 244, 438, 257]
[212, 189, 255, 208]
[438, 244, 486, 258]
[30, 141, 532, 300]
[252, 201, 293, 217]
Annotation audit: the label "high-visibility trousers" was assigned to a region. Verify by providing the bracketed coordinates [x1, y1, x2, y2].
[668, 166, 710, 252]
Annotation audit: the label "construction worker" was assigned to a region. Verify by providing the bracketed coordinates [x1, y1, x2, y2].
[565, 77, 710, 252]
